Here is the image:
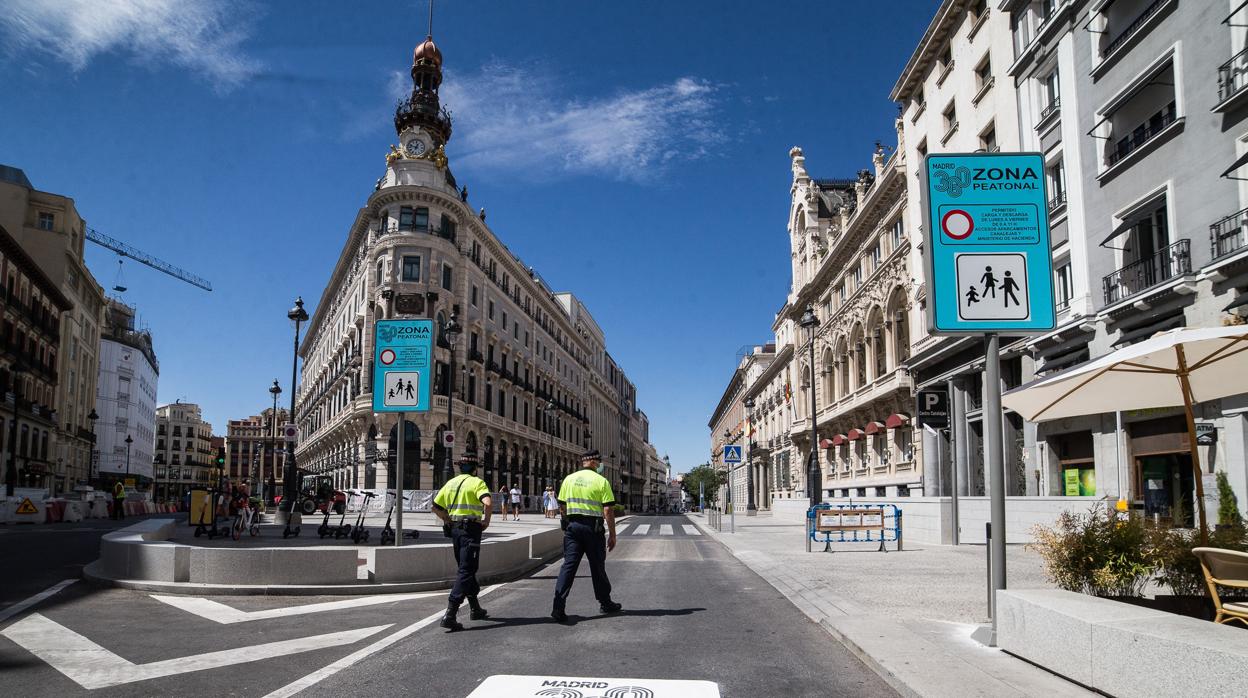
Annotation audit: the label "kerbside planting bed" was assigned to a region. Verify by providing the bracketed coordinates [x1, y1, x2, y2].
[83, 518, 564, 595]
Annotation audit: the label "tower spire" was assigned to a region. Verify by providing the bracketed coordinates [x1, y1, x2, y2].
[395, 6, 452, 144]
[427, 0, 434, 37]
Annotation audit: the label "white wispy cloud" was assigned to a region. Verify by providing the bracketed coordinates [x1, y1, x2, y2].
[0, 0, 259, 88]
[439, 61, 725, 181]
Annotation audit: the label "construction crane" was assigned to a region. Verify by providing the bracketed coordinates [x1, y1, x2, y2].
[84, 227, 213, 292]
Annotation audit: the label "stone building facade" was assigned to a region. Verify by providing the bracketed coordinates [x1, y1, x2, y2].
[0, 223, 72, 493]
[153, 402, 213, 502]
[293, 34, 650, 500]
[225, 408, 289, 503]
[0, 165, 106, 493]
[94, 299, 157, 489]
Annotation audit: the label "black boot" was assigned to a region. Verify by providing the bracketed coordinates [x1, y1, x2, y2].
[468, 596, 488, 621]
[599, 600, 622, 614]
[440, 601, 464, 631]
[551, 603, 569, 623]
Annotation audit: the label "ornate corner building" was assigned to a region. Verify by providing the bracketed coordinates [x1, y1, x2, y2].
[293, 34, 652, 504]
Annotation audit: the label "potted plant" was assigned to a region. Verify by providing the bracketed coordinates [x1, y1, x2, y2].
[1029, 508, 1154, 598]
[1147, 523, 1247, 620]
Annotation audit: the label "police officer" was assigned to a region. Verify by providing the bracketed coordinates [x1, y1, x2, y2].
[432, 455, 493, 631]
[551, 449, 622, 623]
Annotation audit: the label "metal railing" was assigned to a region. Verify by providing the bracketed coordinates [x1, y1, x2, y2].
[1039, 98, 1061, 123]
[1105, 102, 1177, 167]
[1218, 47, 1248, 103]
[1048, 190, 1067, 212]
[1102, 239, 1191, 304]
[1102, 0, 1167, 58]
[1211, 206, 1248, 259]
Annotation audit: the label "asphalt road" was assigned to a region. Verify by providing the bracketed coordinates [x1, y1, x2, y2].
[0, 515, 894, 697]
[0, 514, 163, 609]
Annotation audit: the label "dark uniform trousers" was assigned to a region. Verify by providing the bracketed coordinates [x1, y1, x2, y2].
[449, 521, 483, 606]
[553, 519, 612, 609]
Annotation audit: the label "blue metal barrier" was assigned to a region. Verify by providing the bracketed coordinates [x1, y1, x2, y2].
[805, 503, 903, 553]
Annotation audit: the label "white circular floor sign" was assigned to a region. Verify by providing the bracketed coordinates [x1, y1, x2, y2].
[941, 208, 974, 240]
[466, 675, 720, 698]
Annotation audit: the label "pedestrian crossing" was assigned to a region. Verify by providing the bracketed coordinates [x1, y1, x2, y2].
[617, 522, 703, 537]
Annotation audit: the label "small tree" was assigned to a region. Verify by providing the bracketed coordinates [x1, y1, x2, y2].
[681, 464, 728, 506]
[1217, 470, 1243, 529]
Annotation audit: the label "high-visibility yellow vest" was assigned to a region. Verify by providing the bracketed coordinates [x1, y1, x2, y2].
[113, 482, 126, 499]
[433, 474, 490, 520]
[558, 469, 615, 517]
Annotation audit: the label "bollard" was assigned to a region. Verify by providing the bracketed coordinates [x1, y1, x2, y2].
[985, 521, 993, 620]
[897, 509, 904, 552]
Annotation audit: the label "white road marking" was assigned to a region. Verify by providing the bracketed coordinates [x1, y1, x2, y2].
[632, 524, 651, 536]
[618, 524, 636, 536]
[660, 524, 674, 535]
[682, 525, 702, 536]
[0, 578, 77, 626]
[467, 674, 720, 697]
[149, 591, 441, 624]
[260, 584, 503, 698]
[0, 613, 390, 690]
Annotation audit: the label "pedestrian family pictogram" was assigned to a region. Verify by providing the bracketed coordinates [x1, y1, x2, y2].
[955, 253, 1030, 321]
[382, 372, 421, 407]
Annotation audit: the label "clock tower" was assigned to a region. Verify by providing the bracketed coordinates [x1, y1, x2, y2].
[394, 34, 452, 163]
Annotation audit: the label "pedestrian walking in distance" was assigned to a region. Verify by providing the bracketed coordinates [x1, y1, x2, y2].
[431, 455, 493, 631]
[510, 483, 522, 520]
[552, 449, 622, 623]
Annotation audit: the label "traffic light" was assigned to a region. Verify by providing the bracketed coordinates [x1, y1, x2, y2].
[216, 448, 225, 468]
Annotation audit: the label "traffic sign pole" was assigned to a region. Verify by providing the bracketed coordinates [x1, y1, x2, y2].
[395, 413, 404, 547]
[984, 333, 1006, 642]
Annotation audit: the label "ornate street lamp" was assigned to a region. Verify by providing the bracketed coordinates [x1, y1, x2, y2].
[744, 396, 757, 513]
[87, 409, 99, 487]
[442, 312, 461, 486]
[268, 379, 281, 505]
[543, 400, 556, 485]
[280, 297, 309, 531]
[799, 303, 822, 506]
[124, 434, 133, 480]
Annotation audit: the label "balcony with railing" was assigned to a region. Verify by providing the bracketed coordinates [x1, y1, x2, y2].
[1211, 207, 1248, 260]
[1039, 98, 1061, 124]
[1105, 101, 1177, 168]
[1102, 239, 1191, 304]
[1218, 48, 1248, 104]
[1102, 0, 1168, 58]
[1048, 190, 1067, 213]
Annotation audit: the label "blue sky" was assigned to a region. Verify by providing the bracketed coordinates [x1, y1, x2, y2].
[0, 0, 937, 474]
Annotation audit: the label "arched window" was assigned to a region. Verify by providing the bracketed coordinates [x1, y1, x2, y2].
[376, 259, 385, 286]
[821, 349, 835, 405]
[888, 288, 911, 365]
[852, 325, 866, 388]
[869, 309, 887, 378]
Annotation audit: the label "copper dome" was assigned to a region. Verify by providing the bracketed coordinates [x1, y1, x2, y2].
[413, 36, 442, 67]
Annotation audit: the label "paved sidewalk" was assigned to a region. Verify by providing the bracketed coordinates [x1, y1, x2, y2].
[688, 513, 1093, 698]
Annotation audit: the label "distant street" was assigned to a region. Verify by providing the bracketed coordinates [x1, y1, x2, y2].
[0, 515, 893, 697]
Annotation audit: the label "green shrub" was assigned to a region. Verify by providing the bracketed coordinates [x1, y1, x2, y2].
[1149, 524, 1248, 597]
[1029, 508, 1154, 597]
[1217, 471, 1243, 529]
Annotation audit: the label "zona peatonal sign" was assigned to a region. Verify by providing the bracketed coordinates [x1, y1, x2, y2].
[372, 319, 433, 413]
[923, 152, 1055, 335]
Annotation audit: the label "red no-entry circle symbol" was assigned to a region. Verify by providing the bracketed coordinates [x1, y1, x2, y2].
[941, 209, 974, 240]
[380, 348, 396, 365]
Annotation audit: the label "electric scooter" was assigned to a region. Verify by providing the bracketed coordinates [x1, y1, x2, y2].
[331, 500, 353, 539]
[350, 491, 376, 544]
[377, 489, 420, 545]
[317, 506, 335, 538]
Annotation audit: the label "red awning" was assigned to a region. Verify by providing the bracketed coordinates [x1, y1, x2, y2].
[865, 421, 885, 435]
[819, 438, 833, 449]
[831, 434, 847, 446]
[885, 413, 910, 429]
[847, 429, 865, 441]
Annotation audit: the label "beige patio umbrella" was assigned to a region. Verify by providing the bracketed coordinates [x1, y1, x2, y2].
[1002, 324, 1248, 543]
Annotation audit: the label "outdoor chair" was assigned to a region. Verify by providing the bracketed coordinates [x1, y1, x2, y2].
[1192, 547, 1248, 627]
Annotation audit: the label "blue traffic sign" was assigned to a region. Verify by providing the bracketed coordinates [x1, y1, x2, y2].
[723, 444, 742, 464]
[923, 152, 1055, 334]
[372, 319, 433, 413]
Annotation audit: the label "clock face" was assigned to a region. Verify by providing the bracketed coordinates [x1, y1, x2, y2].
[405, 139, 426, 157]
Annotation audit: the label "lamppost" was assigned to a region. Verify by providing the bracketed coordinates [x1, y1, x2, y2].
[268, 379, 281, 505]
[723, 429, 735, 532]
[87, 409, 99, 488]
[124, 434, 133, 484]
[744, 396, 757, 514]
[442, 312, 461, 487]
[799, 303, 822, 507]
[280, 296, 309, 528]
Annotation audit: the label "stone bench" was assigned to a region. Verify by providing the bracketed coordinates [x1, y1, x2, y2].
[997, 589, 1248, 697]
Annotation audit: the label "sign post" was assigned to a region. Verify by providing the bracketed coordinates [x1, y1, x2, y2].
[373, 319, 434, 547]
[924, 152, 1054, 645]
[723, 444, 742, 533]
